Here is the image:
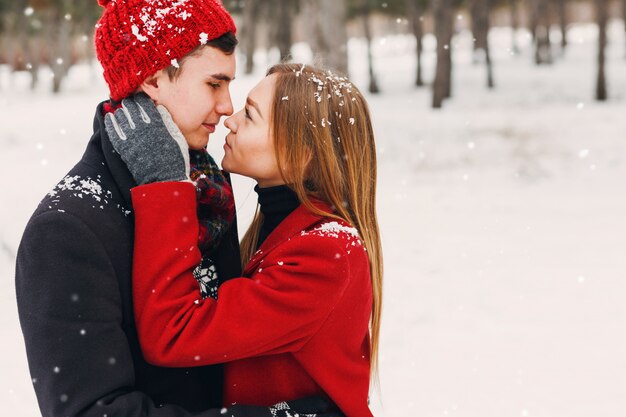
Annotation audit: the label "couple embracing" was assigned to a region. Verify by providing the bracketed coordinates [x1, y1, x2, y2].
[16, 1, 382, 416]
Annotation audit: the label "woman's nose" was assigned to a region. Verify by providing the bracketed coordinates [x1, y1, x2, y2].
[224, 115, 236, 132]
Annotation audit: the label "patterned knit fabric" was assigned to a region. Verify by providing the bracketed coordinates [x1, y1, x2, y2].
[189, 149, 235, 299]
[95, 0, 236, 101]
[190, 149, 234, 252]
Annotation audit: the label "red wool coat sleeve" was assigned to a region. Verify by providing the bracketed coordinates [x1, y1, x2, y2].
[131, 181, 352, 367]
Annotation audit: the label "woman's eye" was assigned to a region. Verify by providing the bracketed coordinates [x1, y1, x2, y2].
[244, 107, 251, 120]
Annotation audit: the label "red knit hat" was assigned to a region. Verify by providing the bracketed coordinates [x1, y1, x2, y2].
[95, 0, 236, 101]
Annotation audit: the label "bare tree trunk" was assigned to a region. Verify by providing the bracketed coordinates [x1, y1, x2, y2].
[303, 0, 349, 75]
[528, 0, 538, 41]
[5, 2, 26, 88]
[534, 0, 553, 65]
[470, 0, 486, 53]
[443, 8, 453, 99]
[16, 12, 29, 71]
[470, 0, 494, 88]
[274, 0, 296, 61]
[509, 0, 520, 54]
[595, 0, 608, 101]
[485, 31, 494, 88]
[49, 9, 72, 94]
[359, 0, 379, 93]
[623, 0, 626, 58]
[27, 36, 41, 90]
[432, 0, 453, 108]
[407, 0, 426, 86]
[558, 0, 568, 50]
[14, 4, 41, 91]
[241, 0, 260, 74]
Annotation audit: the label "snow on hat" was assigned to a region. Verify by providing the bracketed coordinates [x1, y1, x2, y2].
[95, 0, 236, 101]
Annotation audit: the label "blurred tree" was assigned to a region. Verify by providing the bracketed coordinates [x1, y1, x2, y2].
[509, 0, 520, 55]
[530, 0, 553, 65]
[24, 1, 44, 89]
[623, 0, 626, 58]
[0, 0, 101, 91]
[270, 0, 297, 62]
[347, 0, 408, 16]
[469, 0, 494, 88]
[0, 0, 9, 34]
[406, 0, 428, 87]
[302, 0, 349, 75]
[431, 0, 454, 108]
[527, 0, 537, 41]
[557, 0, 568, 50]
[239, 0, 262, 74]
[2, 0, 40, 85]
[354, 0, 380, 93]
[47, 0, 74, 93]
[224, 0, 244, 13]
[595, 0, 607, 100]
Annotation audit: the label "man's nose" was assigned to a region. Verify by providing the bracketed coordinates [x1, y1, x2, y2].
[217, 88, 234, 117]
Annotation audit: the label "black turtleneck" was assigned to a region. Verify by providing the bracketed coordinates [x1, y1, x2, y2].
[255, 184, 301, 249]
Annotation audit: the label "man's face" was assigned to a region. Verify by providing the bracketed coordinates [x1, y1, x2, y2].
[150, 46, 236, 150]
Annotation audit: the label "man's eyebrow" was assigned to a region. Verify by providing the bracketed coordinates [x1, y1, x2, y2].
[208, 73, 235, 82]
[247, 97, 263, 119]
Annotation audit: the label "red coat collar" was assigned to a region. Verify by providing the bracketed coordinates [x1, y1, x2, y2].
[244, 199, 334, 275]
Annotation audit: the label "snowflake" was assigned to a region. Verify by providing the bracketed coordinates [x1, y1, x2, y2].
[131, 25, 148, 42]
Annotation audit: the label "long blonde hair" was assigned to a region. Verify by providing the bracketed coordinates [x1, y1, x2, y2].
[240, 63, 383, 379]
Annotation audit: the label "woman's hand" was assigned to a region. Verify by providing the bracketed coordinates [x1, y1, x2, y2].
[104, 93, 190, 185]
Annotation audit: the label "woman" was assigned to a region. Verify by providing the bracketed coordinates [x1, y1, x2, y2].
[107, 64, 382, 416]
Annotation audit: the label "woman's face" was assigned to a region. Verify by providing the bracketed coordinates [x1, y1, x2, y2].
[222, 74, 283, 187]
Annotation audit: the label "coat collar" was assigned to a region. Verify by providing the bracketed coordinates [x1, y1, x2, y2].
[244, 199, 334, 275]
[81, 101, 137, 209]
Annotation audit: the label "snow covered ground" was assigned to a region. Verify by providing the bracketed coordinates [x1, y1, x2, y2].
[1, 22, 625, 417]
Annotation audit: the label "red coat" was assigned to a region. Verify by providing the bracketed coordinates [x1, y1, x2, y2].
[131, 182, 374, 417]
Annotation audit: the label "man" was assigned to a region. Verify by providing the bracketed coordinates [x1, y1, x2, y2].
[15, 1, 339, 416]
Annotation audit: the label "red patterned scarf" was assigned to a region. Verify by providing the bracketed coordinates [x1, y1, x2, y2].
[189, 149, 235, 252]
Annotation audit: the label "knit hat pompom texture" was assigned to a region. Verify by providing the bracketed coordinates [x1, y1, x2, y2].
[95, 0, 236, 101]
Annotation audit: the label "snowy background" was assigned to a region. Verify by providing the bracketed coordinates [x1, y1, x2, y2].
[1, 23, 625, 417]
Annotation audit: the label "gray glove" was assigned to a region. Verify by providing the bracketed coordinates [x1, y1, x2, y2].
[104, 93, 190, 185]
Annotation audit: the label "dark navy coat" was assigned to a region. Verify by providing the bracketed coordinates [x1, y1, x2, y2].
[15, 102, 241, 417]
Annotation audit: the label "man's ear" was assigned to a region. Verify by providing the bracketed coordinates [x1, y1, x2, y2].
[139, 70, 166, 102]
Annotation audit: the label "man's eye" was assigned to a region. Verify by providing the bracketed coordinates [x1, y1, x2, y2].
[208, 82, 221, 89]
